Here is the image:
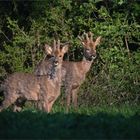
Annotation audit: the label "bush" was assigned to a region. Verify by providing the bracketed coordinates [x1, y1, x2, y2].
[0, 0, 139, 106]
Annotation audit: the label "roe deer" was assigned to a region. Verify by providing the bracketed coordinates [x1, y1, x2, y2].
[0, 40, 68, 112]
[34, 32, 101, 111]
[63, 32, 101, 111]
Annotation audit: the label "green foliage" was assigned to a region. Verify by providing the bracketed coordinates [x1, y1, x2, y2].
[79, 47, 140, 106]
[0, 0, 139, 106]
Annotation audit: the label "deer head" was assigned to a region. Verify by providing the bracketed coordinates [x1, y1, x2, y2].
[45, 40, 68, 66]
[44, 40, 69, 79]
[78, 32, 101, 61]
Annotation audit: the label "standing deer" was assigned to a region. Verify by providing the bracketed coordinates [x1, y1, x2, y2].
[63, 32, 101, 111]
[0, 40, 68, 112]
[34, 32, 101, 111]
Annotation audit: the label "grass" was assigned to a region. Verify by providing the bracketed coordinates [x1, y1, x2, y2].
[0, 105, 140, 139]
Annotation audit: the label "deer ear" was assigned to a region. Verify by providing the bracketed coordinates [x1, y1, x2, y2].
[94, 36, 101, 47]
[44, 44, 52, 55]
[61, 45, 69, 54]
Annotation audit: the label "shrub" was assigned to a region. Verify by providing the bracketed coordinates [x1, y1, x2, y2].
[0, 0, 139, 106]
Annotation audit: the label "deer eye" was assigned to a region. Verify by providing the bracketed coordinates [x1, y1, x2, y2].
[46, 54, 54, 59]
[51, 55, 55, 58]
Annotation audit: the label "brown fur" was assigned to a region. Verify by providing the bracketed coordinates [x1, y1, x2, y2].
[34, 32, 101, 111]
[0, 40, 68, 112]
[63, 33, 101, 111]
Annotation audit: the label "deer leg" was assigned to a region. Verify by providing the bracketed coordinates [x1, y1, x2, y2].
[45, 96, 56, 113]
[42, 95, 58, 113]
[35, 101, 44, 110]
[65, 87, 72, 112]
[32, 99, 42, 110]
[41, 101, 47, 111]
[13, 97, 26, 112]
[47, 102, 53, 113]
[0, 92, 18, 112]
[35, 91, 45, 111]
[13, 105, 22, 112]
[72, 88, 79, 109]
[42, 103, 51, 113]
[43, 101, 53, 113]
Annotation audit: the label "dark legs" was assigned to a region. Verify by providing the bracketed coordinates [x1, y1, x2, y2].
[0, 92, 18, 112]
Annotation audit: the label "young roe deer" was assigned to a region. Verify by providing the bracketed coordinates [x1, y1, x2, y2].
[0, 40, 68, 112]
[34, 32, 101, 111]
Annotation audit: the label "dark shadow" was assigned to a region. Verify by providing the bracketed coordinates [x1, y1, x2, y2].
[0, 91, 4, 106]
[0, 111, 139, 139]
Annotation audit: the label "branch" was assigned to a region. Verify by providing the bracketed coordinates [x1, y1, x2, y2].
[0, 30, 12, 42]
[125, 35, 130, 57]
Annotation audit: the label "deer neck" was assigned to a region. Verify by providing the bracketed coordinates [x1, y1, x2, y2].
[81, 57, 93, 73]
[47, 64, 62, 81]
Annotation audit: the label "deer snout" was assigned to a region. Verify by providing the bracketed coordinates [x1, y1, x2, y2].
[91, 54, 97, 60]
[54, 60, 59, 66]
